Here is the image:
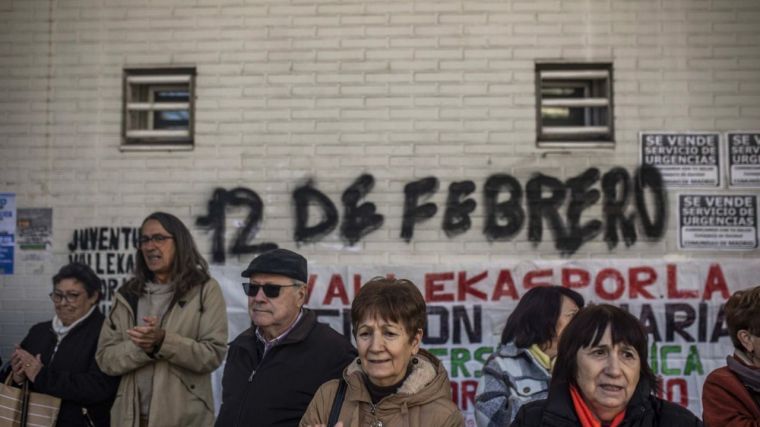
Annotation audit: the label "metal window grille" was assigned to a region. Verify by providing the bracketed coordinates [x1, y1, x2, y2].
[121, 67, 196, 151]
[536, 63, 614, 148]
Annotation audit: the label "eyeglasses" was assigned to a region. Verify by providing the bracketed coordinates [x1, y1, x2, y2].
[139, 234, 173, 247]
[242, 282, 299, 299]
[50, 291, 83, 304]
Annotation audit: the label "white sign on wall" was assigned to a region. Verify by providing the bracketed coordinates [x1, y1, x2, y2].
[727, 131, 760, 188]
[640, 132, 721, 187]
[678, 194, 758, 250]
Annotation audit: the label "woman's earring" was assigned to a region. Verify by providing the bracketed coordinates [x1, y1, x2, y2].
[412, 356, 419, 365]
[357, 359, 361, 365]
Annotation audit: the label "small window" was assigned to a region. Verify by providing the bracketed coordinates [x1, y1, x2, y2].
[536, 63, 614, 148]
[122, 67, 196, 151]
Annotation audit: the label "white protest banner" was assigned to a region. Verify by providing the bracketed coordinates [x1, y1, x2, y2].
[211, 258, 760, 422]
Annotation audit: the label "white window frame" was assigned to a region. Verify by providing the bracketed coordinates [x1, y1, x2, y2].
[536, 62, 614, 149]
[121, 67, 196, 151]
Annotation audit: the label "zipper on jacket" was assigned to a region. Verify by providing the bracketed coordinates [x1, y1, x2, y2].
[82, 407, 95, 427]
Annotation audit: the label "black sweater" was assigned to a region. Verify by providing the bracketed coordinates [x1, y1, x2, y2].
[12, 309, 120, 427]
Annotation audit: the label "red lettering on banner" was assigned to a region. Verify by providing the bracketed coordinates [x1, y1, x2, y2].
[703, 264, 730, 300]
[450, 380, 478, 411]
[595, 268, 625, 300]
[458, 271, 488, 301]
[562, 268, 590, 289]
[323, 274, 349, 305]
[305, 274, 318, 304]
[629, 266, 656, 299]
[353, 274, 362, 297]
[492, 270, 519, 300]
[425, 272, 455, 302]
[667, 264, 698, 299]
[665, 378, 688, 408]
[524, 269, 552, 289]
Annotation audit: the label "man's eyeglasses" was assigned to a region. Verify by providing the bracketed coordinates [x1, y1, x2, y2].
[139, 234, 173, 247]
[49, 291, 83, 304]
[242, 282, 299, 299]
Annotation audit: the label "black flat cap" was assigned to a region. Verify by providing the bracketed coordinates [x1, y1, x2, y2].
[241, 249, 308, 283]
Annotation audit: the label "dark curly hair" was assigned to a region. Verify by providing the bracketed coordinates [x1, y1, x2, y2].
[53, 262, 102, 302]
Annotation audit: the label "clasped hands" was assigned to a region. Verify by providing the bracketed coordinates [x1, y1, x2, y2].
[10, 346, 43, 383]
[126, 316, 166, 354]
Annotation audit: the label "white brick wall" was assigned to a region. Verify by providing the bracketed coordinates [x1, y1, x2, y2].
[1, 0, 759, 357]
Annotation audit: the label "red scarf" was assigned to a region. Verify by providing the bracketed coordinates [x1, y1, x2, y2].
[569, 385, 626, 427]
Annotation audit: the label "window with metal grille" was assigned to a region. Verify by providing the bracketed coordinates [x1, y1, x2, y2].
[536, 63, 614, 148]
[122, 67, 195, 151]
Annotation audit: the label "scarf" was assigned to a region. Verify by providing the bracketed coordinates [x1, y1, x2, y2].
[569, 385, 626, 427]
[727, 352, 760, 393]
[528, 344, 553, 371]
[50, 305, 97, 360]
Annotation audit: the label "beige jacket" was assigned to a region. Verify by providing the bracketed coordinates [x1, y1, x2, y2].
[300, 349, 464, 427]
[96, 278, 228, 427]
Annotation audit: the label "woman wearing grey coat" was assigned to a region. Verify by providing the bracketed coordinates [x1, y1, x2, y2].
[474, 286, 584, 427]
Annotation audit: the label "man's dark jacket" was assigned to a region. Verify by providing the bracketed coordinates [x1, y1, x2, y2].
[215, 309, 357, 427]
[3, 309, 120, 427]
[510, 380, 703, 427]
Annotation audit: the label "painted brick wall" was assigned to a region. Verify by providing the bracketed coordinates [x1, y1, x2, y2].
[1, 0, 759, 358]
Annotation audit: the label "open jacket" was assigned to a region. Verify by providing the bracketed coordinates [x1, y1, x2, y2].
[475, 341, 551, 427]
[510, 380, 702, 427]
[300, 349, 464, 427]
[215, 308, 356, 427]
[702, 362, 760, 427]
[96, 278, 228, 427]
[5, 309, 119, 427]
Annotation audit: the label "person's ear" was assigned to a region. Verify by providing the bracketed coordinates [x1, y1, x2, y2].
[737, 329, 755, 353]
[411, 328, 423, 354]
[295, 284, 307, 306]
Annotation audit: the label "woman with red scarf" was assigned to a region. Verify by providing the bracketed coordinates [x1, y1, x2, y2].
[510, 304, 702, 427]
[702, 285, 760, 427]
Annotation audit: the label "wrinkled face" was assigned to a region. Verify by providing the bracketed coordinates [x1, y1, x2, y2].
[545, 296, 581, 357]
[355, 316, 422, 387]
[248, 273, 305, 341]
[575, 326, 641, 422]
[53, 279, 98, 326]
[140, 219, 176, 284]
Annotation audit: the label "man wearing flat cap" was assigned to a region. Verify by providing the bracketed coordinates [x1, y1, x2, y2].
[216, 249, 357, 427]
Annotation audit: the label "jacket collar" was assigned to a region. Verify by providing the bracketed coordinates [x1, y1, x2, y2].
[230, 308, 317, 352]
[543, 380, 653, 425]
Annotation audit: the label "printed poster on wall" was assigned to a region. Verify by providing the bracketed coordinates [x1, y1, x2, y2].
[640, 132, 721, 187]
[17, 208, 53, 262]
[210, 259, 760, 421]
[727, 131, 760, 187]
[678, 194, 758, 250]
[0, 193, 16, 274]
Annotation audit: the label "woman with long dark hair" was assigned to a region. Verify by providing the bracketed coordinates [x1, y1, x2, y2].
[475, 286, 584, 426]
[96, 212, 228, 427]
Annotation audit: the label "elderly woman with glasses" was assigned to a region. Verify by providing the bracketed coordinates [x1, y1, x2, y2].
[96, 212, 228, 427]
[5, 262, 119, 427]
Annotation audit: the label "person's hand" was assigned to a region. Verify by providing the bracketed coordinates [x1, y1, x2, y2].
[127, 316, 166, 353]
[10, 346, 27, 383]
[12, 347, 44, 382]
